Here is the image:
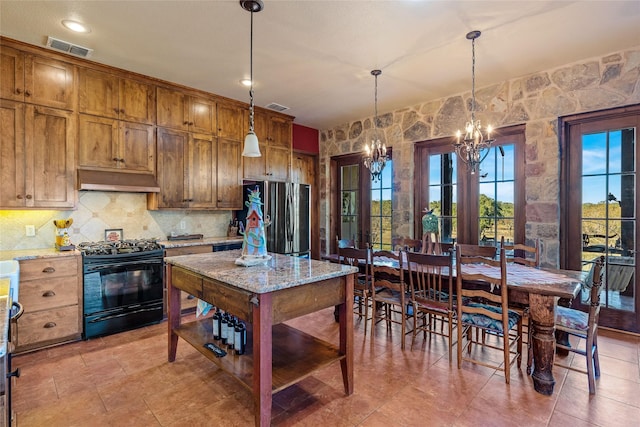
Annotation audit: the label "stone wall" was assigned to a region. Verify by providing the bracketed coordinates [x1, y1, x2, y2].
[319, 46, 640, 266]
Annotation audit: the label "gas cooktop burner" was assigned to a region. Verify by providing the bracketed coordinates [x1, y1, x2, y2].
[78, 239, 162, 256]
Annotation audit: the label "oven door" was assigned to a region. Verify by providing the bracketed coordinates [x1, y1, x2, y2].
[83, 256, 163, 315]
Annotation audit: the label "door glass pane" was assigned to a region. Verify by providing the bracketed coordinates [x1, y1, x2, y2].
[340, 165, 358, 243]
[581, 128, 636, 312]
[428, 153, 457, 243]
[478, 144, 515, 245]
[370, 160, 393, 250]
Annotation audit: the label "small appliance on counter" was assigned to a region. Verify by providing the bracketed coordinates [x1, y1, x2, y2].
[53, 218, 75, 251]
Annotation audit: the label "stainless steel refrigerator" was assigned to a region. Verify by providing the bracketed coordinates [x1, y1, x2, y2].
[238, 181, 311, 257]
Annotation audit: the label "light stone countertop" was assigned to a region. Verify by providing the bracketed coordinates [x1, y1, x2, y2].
[165, 250, 357, 294]
[158, 236, 243, 249]
[0, 247, 80, 261]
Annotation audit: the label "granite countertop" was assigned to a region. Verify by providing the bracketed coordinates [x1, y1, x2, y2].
[165, 249, 357, 294]
[158, 236, 243, 249]
[0, 247, 80, 262]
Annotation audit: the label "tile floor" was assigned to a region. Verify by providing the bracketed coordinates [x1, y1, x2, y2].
[12, 309, 640, 426]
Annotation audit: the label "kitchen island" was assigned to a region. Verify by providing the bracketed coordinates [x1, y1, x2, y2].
[165, 250, 357, 427]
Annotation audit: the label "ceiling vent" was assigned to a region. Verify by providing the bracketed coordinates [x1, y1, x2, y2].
[45, 36, 93, 58]
[265, 102, 289, 112]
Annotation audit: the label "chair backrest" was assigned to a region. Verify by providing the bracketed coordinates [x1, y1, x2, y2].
[392, 237, 422, 252]
[456, 243, 497, 259]
[503, 238, 540, 267]
[433, 242, 455, 255]
[456, 238, 509, 331]
[370, 250, 405, 294]
[588, 255, 605, 326]
[406, 251, 453, 311]
[336, 234, 356, 249]
[337, 246, 370, 283]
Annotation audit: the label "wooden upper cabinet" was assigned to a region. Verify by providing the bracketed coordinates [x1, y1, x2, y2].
[0, 101, 76, 208]
[217, 102, 244, 141]
[156, 86, 216, 134]
[217, 138, 242, 209]
[243, 110, 293, 182]
[78, 68, 155, 124]
[78, 114, 155, 173]
[1, 46, 76, 110]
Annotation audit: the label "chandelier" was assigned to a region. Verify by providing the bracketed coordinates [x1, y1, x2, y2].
[453, 30, 494, 174]
[240, 0, 263, 157]
[364, 69, 388, 182]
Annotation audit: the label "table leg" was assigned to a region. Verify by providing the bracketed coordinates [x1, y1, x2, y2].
[253, 292, 273, 427]
[528, 293, 557, 395]
[167, 264, 179, 362]
[339, 274, 354, 395]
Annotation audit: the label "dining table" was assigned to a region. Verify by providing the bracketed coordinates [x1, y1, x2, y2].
[324, 251, 585, 395]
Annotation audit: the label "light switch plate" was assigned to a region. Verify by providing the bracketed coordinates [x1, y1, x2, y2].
[25, 225, 36, 237]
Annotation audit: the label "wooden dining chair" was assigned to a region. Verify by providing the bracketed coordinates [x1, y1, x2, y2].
[456, 238, 523, 383]
[392, 237, 422, 252]
[406, 251, 455, 359]
[337, 245, 372, 334]
[370, 250, 410, 349]
[554, 255, 605, 394]
[336, 234, 356, 249]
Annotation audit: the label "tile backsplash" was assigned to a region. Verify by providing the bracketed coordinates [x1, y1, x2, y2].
[0, 191, 232, 251]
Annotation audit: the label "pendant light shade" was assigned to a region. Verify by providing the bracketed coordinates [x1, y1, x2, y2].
[240, 0, 263, 157]
[242, 131, 261, 157]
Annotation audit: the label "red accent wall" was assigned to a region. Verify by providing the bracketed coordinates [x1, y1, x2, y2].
[292, 124, 319, 154]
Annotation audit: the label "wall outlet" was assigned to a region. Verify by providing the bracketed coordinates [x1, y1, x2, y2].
[179, 220, 186, 230]
[25, 225, 36, 237]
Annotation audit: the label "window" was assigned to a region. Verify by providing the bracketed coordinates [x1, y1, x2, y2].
[414, 125, 525, 246]
[370, 161, 393, 250]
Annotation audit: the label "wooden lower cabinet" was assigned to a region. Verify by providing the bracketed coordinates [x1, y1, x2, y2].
[15, 255, 82, 353]
[164, 245, 214, 313]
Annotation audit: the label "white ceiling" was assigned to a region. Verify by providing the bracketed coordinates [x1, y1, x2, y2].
[1, 1, 639, 130]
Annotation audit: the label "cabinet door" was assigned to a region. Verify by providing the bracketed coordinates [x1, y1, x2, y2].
[78, 68, 119, 119]
[119, 78, 155, 124]
[78, 114, 119, 169]
[188, 133, 217, 208]
[156, 86, 188, 131]
[217, 138, 242, 209]
[217, 102, 243, 141]
[119, 121, 155, 173]
[0, 46, 24, 102]
[156, 128, 188, 208]
[269, 115, 292, 149]
[24, 54, 75, 110]
[0, 100, 26, 207]
[190, 96, 216, 134]
[266, 146, 291, 182]
[26, 105, 75, 208]
[292, 153, 317, 185]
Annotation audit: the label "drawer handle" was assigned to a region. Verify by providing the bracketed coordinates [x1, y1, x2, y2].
[42, 266, 56, 273]
[43, 322, 57, 329]
[42, 290, 56, 297]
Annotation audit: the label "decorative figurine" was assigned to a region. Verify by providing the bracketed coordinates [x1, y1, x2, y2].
[236, 186, 272, 266]
[421, 208, 439, 254]
[53, 218, 75, 251]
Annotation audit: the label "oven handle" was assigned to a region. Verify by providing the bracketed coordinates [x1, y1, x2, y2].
[85, 258, 163, 272]
[87, 305, 162, 323]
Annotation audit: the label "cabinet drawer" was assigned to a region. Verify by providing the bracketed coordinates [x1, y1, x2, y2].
[20, 257, 78, 281]
[17, 305, 80, 348]
[165, 245, 213, 256]
[20, 278, 78, 312]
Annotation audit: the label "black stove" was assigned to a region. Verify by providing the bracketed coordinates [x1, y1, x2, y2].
[78, 239, 162, 256]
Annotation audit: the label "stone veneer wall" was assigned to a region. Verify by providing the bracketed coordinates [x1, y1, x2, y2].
[319, 46, 640, 266]
[0, 192, 232, 251]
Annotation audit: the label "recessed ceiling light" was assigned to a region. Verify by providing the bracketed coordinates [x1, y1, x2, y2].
[240, 79, 252, 87]
[62, 20, 90, 33]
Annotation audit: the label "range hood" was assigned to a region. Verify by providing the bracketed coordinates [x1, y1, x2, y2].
[78, 170, 160, 193]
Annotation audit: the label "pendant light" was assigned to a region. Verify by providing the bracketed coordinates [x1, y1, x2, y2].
[453, 30, 495, 174]
[363, 69, 388, 182]
[240, 0, 263, 157]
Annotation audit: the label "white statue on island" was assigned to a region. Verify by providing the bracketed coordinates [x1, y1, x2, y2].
[236, 186, 272, 266]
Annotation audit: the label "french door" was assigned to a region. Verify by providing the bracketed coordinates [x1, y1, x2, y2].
[561, 105, 640, 332]
[331, 152, 393, 252]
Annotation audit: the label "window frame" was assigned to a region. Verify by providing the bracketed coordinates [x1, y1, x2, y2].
[414, 124, 526, 245]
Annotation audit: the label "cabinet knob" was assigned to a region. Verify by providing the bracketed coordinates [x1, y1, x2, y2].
[189, 122, 194, 126]
[42, 266, 56, 273]
[42, 290, 56, 297]
[113, 157, 119, 162]
[26, 194, 32, 199]
[113, 108, 119, 114]
[43, 322, 57, 329]
[16, 195, 23, 200]
[120, 109, 125, 114]
[15, 88, 22, 95]
[183, 121, 189, 125]
[25, 90, 31, 97]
